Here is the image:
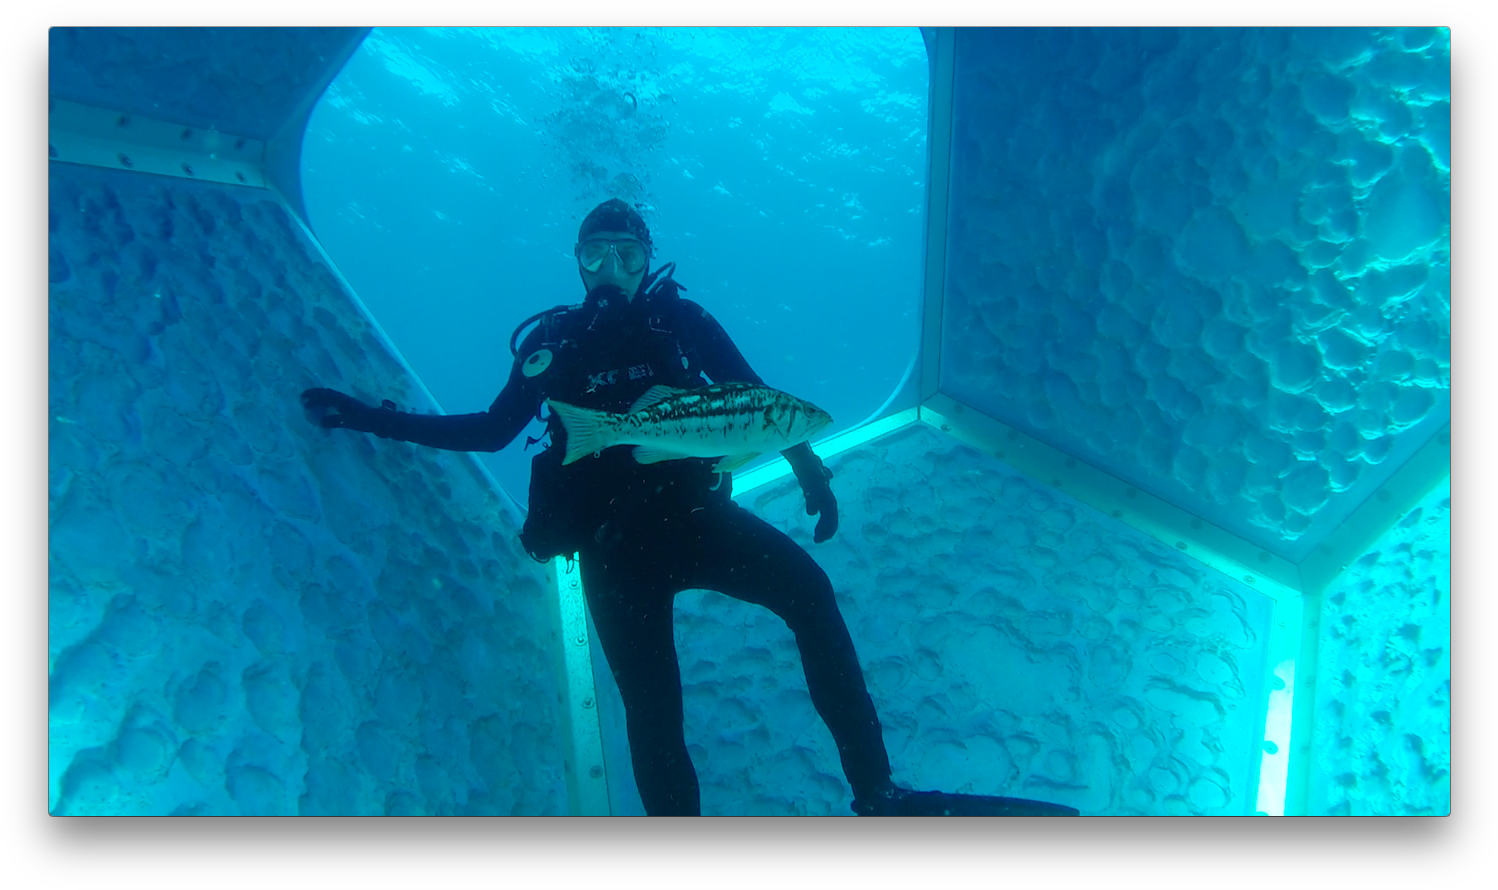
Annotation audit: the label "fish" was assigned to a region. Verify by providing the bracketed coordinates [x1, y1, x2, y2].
[545, 382, 832, 474]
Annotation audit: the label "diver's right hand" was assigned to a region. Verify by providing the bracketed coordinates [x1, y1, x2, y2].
[301, 387, 381, 432]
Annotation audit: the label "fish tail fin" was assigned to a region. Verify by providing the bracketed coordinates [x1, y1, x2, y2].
[547, 399, 615, 465]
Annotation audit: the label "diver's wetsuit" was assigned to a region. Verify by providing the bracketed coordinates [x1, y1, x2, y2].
[346, 285, 892, 815]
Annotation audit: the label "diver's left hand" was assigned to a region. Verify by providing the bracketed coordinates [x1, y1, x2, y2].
[800, 465, 838, 543]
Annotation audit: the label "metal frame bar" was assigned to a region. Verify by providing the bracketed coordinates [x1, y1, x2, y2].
[920, 27, 956, 403]
[536, 568, 609, 817]
[49, 98, 267, 188]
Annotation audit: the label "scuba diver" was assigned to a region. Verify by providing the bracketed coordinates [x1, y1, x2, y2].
[301, 199, 1079, 817]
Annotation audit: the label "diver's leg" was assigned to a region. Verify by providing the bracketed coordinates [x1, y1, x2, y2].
[579, 540, 699, 816]
[684, 503, 892, 801]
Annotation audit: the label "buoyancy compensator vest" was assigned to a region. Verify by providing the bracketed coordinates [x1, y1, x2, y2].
[513, 266, 731, 562]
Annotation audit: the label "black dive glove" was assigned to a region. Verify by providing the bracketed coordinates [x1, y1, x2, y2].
[786, 446, 838, 543]
[300, 387, 399, 438]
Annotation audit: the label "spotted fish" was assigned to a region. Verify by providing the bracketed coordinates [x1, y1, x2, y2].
[546, 382, 832, 473]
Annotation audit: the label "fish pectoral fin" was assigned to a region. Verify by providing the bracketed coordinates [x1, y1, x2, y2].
[711, 452, 759, 475]
[628, 385, 689, 414]
[633, 445, 695, 465]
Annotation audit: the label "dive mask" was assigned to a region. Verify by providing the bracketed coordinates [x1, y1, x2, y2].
[576, 237, 649, 275]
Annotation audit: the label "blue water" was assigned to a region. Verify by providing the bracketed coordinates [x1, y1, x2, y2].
[300, 28, 929, 505]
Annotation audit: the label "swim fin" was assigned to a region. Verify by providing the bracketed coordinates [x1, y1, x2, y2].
[853, 784, 1080, 817]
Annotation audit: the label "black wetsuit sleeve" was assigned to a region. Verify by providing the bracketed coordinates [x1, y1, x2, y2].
[679, 299, 766, 386]
[365, 332, 547, 453]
